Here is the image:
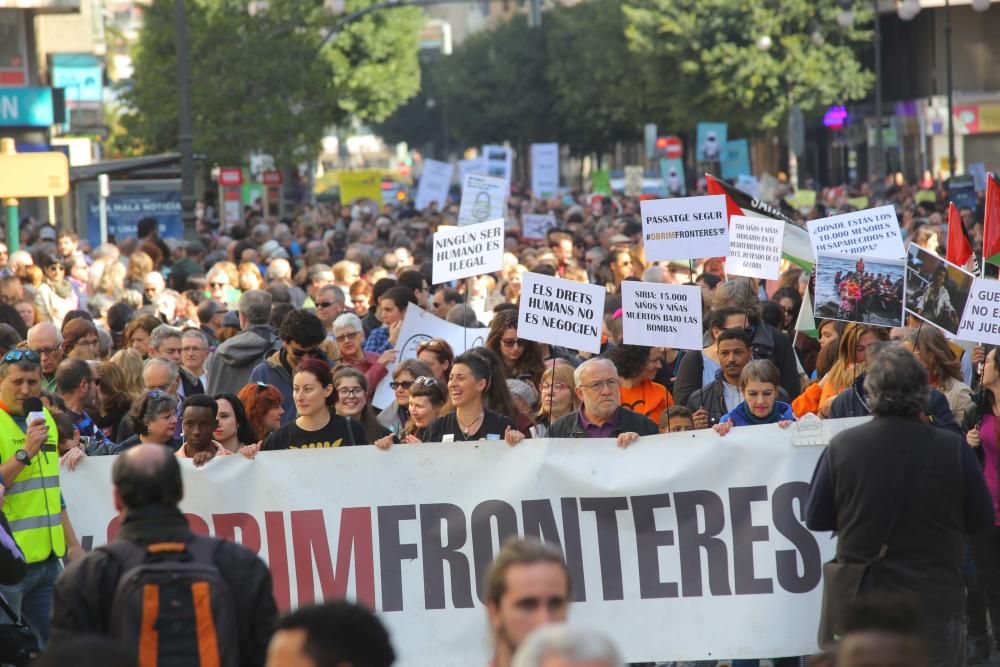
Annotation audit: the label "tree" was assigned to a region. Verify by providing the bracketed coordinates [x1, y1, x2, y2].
[622, 0, 875, 135]
[121, 0, 422, 166]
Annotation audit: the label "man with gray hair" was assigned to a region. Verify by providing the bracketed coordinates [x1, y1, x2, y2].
[265, 258, 306, 307]
[512, 625, 623, 667]
[547, 358, 657, 446]
[806, 345, 994, 665]
[206, 289, 278, 395]
[149, 324, 204, 398]
[27, 322, 64, 392]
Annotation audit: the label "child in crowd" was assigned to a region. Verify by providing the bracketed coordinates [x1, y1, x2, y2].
[714, 360, 795, 436]
[660, 405, 695, 433]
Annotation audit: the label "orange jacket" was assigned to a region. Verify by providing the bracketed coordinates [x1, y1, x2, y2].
[620, 380, 674, 427]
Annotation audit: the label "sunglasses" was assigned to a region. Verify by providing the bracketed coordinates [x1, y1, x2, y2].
[255, 381, 270, 391]
[414, 376, 439, 386]
[2, 349, 41, 365]
[334, 331, 360, 343]
[500, 338, 525, 349]
[390, 380, 414, 391]
[316, 301, 338, 309]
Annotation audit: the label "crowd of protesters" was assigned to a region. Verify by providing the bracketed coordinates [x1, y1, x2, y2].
[0, 169, 996, 667]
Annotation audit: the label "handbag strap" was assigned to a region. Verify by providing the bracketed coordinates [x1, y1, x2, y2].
[0, 591, 26, 627]
[873, 437, 927, 563]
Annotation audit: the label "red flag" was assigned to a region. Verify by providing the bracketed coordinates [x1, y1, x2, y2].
[946, 202, 973, 267]
[985, 173, 1000, 267]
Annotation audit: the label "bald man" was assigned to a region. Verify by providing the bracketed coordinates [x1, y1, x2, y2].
[50, 444, 278, 661]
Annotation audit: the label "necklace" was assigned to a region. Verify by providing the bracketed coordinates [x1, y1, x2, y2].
[457, 411, 484, 439]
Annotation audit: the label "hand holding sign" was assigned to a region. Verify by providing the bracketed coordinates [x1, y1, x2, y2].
[518, 273, 605, 354]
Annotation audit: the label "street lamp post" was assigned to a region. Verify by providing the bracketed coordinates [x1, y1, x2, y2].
[174, 0, 196, 236]
[873, 0, 884, 184]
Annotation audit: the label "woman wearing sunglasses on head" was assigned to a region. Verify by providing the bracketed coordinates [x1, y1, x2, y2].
[332, 366, 389, 443]
[115, 390, 181, 452]
[422, 353, 523, 445]
[376, 359, 433, 435]
[486, 309, 544, 386]
[416, 338, 454, 386]
[331, 313, 398, 398]
[374, 376, 448, 449]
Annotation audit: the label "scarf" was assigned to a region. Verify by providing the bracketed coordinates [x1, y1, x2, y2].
[49, 278, 72, 300]
[733, 400, 780, 425]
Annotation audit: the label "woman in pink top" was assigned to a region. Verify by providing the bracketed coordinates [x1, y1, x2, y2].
[966, 347, 1000, 655]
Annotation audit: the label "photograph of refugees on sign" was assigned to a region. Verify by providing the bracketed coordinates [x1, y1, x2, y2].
[814, 252, 905, 327]
[905, 244, 975, 336]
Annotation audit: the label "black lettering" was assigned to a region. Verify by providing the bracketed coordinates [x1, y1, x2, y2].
[675, 490, 732, 597]
[729, 486, 773, 595]
[419, 503, 474, 609]
[631, 494, 679, 599]
[580, 496, 629, 600]
[560, 497, 587, 602]
[378, 505, 418, 612]
[470, 500, 519, 602]
[772, 482, 822, 593]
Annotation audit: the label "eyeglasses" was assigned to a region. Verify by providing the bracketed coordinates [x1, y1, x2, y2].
[500, 338, 525, 349]
[33, 344, 61, 356]
[2, 349, 41, 365]
[540, 382, 568, 393]
[289, 346, 320, 358]
[337, 387, 364, 398]
[334, 331, 360, 343]
[316, 301, 338, 309]
[390, 380, 414, 391]
[580, 378, 619, 392]
[146, 389, 166, 399]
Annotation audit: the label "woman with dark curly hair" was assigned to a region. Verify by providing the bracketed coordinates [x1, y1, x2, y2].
[485, 309, 544, 386]
[606, 344, 674, 426]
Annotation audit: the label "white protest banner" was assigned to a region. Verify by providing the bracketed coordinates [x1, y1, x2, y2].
[482, 144, 512, 185]
[519, 272, 604, 354]
[727, 214, 785, 280]
[458, 157, 487, 184]
[624, 166, 644, 197]
[530, 142, 560, 198]
[640, 195, 728, 262]
[457, 173, 507, 226]
[64, 423, 850, 666]
[432, 218, 504, 285]
[620, 281, 703, 350]
[958, 278, 1000, 344]
[521, 212, 557, 241]
[806, 205, 905, 259]
[414, 159, 453, 211]
[372, 305, 490, 409]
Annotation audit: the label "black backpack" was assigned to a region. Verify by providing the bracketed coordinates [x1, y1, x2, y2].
[101, 537, 239, 667]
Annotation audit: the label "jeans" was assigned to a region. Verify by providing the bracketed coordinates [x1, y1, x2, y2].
[0, 557, 62, 648]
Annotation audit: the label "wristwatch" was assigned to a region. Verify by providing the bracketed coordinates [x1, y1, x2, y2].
[14, 449, 31, 465]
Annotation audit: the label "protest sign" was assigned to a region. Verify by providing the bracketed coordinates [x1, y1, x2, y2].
[592, 169, 611, 196]
[371, 305, 489, 409]
[846, 196, 869, 210]
[814, 252, 905, 327]
[696, 122, 727, 162]
[414, 159, 453, 211]
[640, 195, 728, 262]
[726, 215, 784, 280]
[970, 163, 988, 193]
[457, 173, 507, 226]
[519, 272, 604, 353]
[735, 174, 760, 200]
[914, 190, 937, 204]
[521, 212, 557, 241]
[904, 244, 974, 336]
[432, 218, 504, 285]
[482, 144, 512, 185]
[660, 158, 686, 197]
[721, 138, 751, 180]
[65, 423, 848, 666]
[530, 143, 559, 198]
[620, 281, 703, 350]
[959, 278, 1000, 344]
[806, 205, 905, 259]
[458, 157, 487, 184]
[949, 174, 977, 211]
[785, 190, 816, 212]
[624, 166, 644, 197]
[339, 170, 382, 205]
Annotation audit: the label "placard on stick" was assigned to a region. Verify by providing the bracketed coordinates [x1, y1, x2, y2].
[727, 215, 784, 280]
[904, 244, 974, 336]
[806, 205, 905, 259]
[432, 218, 504, 285]
[414, 159, 453, 211]
[519, 272, 605, 354]
[458, 173, 507, 226]
[640, 195, 728, 261]
[959, 278, 1000, 344]
[620, 282, 703, 350]
[521, 213, 556, 241]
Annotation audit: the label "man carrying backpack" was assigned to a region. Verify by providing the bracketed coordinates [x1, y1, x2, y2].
[49, 444, 278, 666]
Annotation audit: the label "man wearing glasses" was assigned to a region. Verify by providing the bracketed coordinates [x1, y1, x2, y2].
[250, 310, 327, 426]
[26, 323, 64, 393]
[0, 349, 85, 646]
[313, 284, 346, 339]
[547, 358, 658, 447]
